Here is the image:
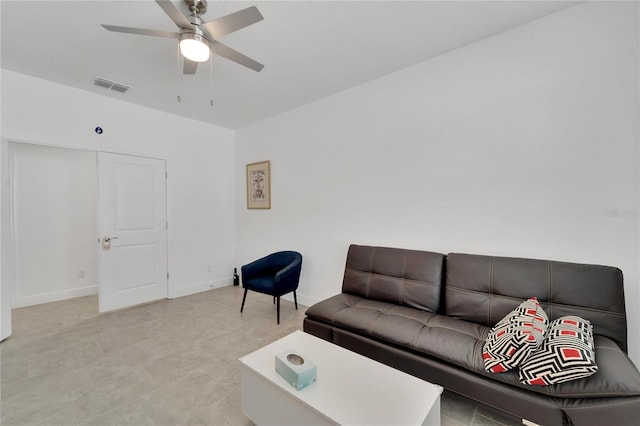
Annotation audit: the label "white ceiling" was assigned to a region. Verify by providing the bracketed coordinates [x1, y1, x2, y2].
[1, 0, 579, 129]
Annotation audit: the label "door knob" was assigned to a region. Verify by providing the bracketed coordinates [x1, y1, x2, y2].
[101, 236, 118, 250]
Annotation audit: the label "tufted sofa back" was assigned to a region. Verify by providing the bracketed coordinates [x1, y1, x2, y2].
[445, 253, 628, 353]
[342, 244, 445, 313]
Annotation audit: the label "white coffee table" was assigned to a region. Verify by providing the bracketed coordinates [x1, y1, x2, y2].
[239, 330, 442, 425]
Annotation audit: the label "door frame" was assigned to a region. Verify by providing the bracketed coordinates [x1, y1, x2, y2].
[0, 138, 172, 337]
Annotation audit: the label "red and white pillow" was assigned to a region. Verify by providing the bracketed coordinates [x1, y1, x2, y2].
[519, 316, 598, 385]
[483, 297, 549, 373]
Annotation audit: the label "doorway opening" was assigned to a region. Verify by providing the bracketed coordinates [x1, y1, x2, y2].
[3, 142, 168, 339]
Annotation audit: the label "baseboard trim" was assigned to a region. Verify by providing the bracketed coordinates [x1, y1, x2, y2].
[14, 285, 98, 308]
[169, 282, 322, 307]
[280, 291, 321, 308]
[170, 278, 231, 299]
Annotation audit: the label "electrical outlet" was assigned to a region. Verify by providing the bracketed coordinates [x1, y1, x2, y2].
[78, 270, 86, 279]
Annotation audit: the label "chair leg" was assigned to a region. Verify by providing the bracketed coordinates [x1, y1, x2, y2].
[240, 288, 248, 313]
[273, 296, 276, 305]
[293, 291, 298, 310]
[276, 296, 280, 325]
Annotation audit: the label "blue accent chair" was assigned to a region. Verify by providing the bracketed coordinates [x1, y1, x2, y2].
[240, 251, 303, 324]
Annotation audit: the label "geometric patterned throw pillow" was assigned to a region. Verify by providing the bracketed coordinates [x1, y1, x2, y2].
[483, 297, 549, 373]
[519, 316, 597, 385]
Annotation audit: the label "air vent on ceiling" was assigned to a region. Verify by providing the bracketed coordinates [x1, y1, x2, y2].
[93, 77, 130, 93]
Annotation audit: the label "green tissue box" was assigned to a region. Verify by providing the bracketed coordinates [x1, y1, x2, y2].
[275, 349, 317, 391]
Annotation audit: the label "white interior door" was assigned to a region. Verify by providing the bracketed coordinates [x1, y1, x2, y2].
[97, 152, 168, 312]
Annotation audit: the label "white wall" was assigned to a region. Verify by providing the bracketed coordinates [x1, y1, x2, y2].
[1, 135, 10, 341]
[1, 69, 237, 303]
[9, 143, 98, 307]
[236, 1, 640, 364]
[0, 0, 9, 337]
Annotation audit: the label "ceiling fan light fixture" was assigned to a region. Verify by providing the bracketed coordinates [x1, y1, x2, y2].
[179, 32, 210, 62]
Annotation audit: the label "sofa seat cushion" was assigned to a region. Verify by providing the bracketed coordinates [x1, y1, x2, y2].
[305, 293, 488, 371]
[306, 296, 640, 398]
[485, 335, 640, 397]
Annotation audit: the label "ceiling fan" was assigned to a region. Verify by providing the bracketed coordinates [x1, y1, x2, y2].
[102, 0, 264, 75]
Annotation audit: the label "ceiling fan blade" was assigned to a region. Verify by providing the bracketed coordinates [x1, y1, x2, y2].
[101, 24, 179, 39]
[201, 6, 263, 40]
[183, 58, 198, 74]
[211, 41, 264, 72]
[155, 0, 194, 30]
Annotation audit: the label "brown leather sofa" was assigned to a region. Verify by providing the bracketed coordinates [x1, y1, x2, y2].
[303, 244, 640, 426]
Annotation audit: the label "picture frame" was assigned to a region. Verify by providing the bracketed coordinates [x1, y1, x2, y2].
[246, 160, 271, 209]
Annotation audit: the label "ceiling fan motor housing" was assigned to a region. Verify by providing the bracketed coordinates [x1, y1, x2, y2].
[180, 27, 209, 45]
[182, 8, 209, 44]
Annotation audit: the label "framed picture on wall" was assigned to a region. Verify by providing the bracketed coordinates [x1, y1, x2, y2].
[246, 160, 271, 209]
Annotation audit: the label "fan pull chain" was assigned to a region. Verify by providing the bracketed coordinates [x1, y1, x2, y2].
[209, 50, 214, 107]
[177, 43, 182, 103]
